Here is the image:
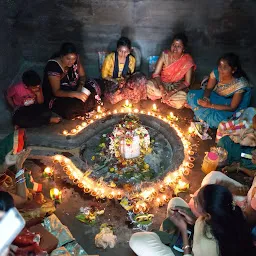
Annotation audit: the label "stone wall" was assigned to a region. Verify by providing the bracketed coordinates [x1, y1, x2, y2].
[1, 0, 256, 90]
[11, 0, 256, 80]
[0, 1, 26, 132]
[0, 1, 24, 86]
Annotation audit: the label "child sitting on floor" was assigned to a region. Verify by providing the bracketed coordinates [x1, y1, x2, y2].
[6, 70, 60, 128]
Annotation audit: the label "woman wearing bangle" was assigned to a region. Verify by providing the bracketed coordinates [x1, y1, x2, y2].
[129, 184, 255, 256]
[187, 53, 251, 128]
[42, 42, 98, 120]
[147, 33, 196, 109]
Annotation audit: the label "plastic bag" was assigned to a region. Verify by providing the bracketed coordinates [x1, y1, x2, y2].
[95, 224, 117, 249]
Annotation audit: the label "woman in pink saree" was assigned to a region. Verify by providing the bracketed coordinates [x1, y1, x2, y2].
[147, 33, 196, 109]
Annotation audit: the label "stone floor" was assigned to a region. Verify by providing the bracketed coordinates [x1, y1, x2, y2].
[1, 58, 254, 255]
[21, 99, 219, 256]
[2, 80, 253, 255]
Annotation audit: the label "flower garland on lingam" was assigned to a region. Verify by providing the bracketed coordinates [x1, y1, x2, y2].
[53, 104, 196, 213]
[93, 114, 156, 182]
[109, 114, 151, 159]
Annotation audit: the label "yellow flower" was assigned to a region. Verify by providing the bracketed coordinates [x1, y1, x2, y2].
[147, 148, 152, 154]
[109, 181, 117, 187]
[91, 156, 95, 161]
[100, 143, 106, 148]
[144, 163, 149, 169]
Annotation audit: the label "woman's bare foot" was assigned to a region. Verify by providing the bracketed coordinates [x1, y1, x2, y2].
[50, 117, 61, 124]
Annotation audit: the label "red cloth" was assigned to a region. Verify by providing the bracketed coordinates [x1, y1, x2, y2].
[13, 129, 25, 154]
[161, 53, 196, 84]
[7, 82, 36, 107]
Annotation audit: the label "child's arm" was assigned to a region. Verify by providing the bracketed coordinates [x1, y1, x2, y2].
[6, 87, 16, 109]
[6, 95, 15, 109]
[34, 87, 44, 104]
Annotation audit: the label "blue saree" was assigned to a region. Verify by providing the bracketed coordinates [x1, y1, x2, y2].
[187, 68, 251, 128]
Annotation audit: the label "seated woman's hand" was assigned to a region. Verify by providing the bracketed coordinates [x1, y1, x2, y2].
[118, 79, 126, 88]
[73, 92, 88, 102]
[173, 207, 196, 225]
[169, 210, 187, 233]
[197, 98, 211, 108]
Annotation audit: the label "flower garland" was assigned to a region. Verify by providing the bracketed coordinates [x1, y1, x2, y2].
[109, 114, 151, 158]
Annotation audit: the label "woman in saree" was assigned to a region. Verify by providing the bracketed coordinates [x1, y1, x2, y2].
[187, 53, 251, 128]
[43, 42, 99, 120]
[147, 33, 196, 109]
[102, 36, 147, 104]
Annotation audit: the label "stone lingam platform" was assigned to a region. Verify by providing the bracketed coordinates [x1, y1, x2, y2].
[24, 99, 216, 256]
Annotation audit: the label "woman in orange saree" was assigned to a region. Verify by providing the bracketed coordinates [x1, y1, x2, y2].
[147, 33, 196, 109]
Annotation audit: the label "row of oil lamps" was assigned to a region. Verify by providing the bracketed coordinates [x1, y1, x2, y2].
[45, 138, 195, 213]
[47, 100, 198, 212]
[62, 100, 180, 136]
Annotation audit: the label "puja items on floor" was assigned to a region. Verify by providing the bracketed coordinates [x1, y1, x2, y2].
[43, 214, 86, 255]
[11, 228, 47, 256]
[201, 147, 228, 174]
[127, 211, 154, 231]
[95, 223, 117, 249]
[201, 151, 219, 174]
[210, 146, 228, 167]
[190, 121, 212, 140]
[76, 204, 105, 225]
[19, 193, 56, 222]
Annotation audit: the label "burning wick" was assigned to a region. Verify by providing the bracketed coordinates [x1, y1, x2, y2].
[152, 104, 157, 112]
[50, 188, 62, 203]
[43, 167, 53, 177]
[188, 126, 194, 134]
[116, 192, 122, 200]
[188, 150, 195, 156]
[177, 180, 188, 191]
[97, 106, 102, 113]
[71, 128, 77, 134]
[124, 100, 132, 108]
[169, 112, 174, 118]
[62, 130, 68, 135]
